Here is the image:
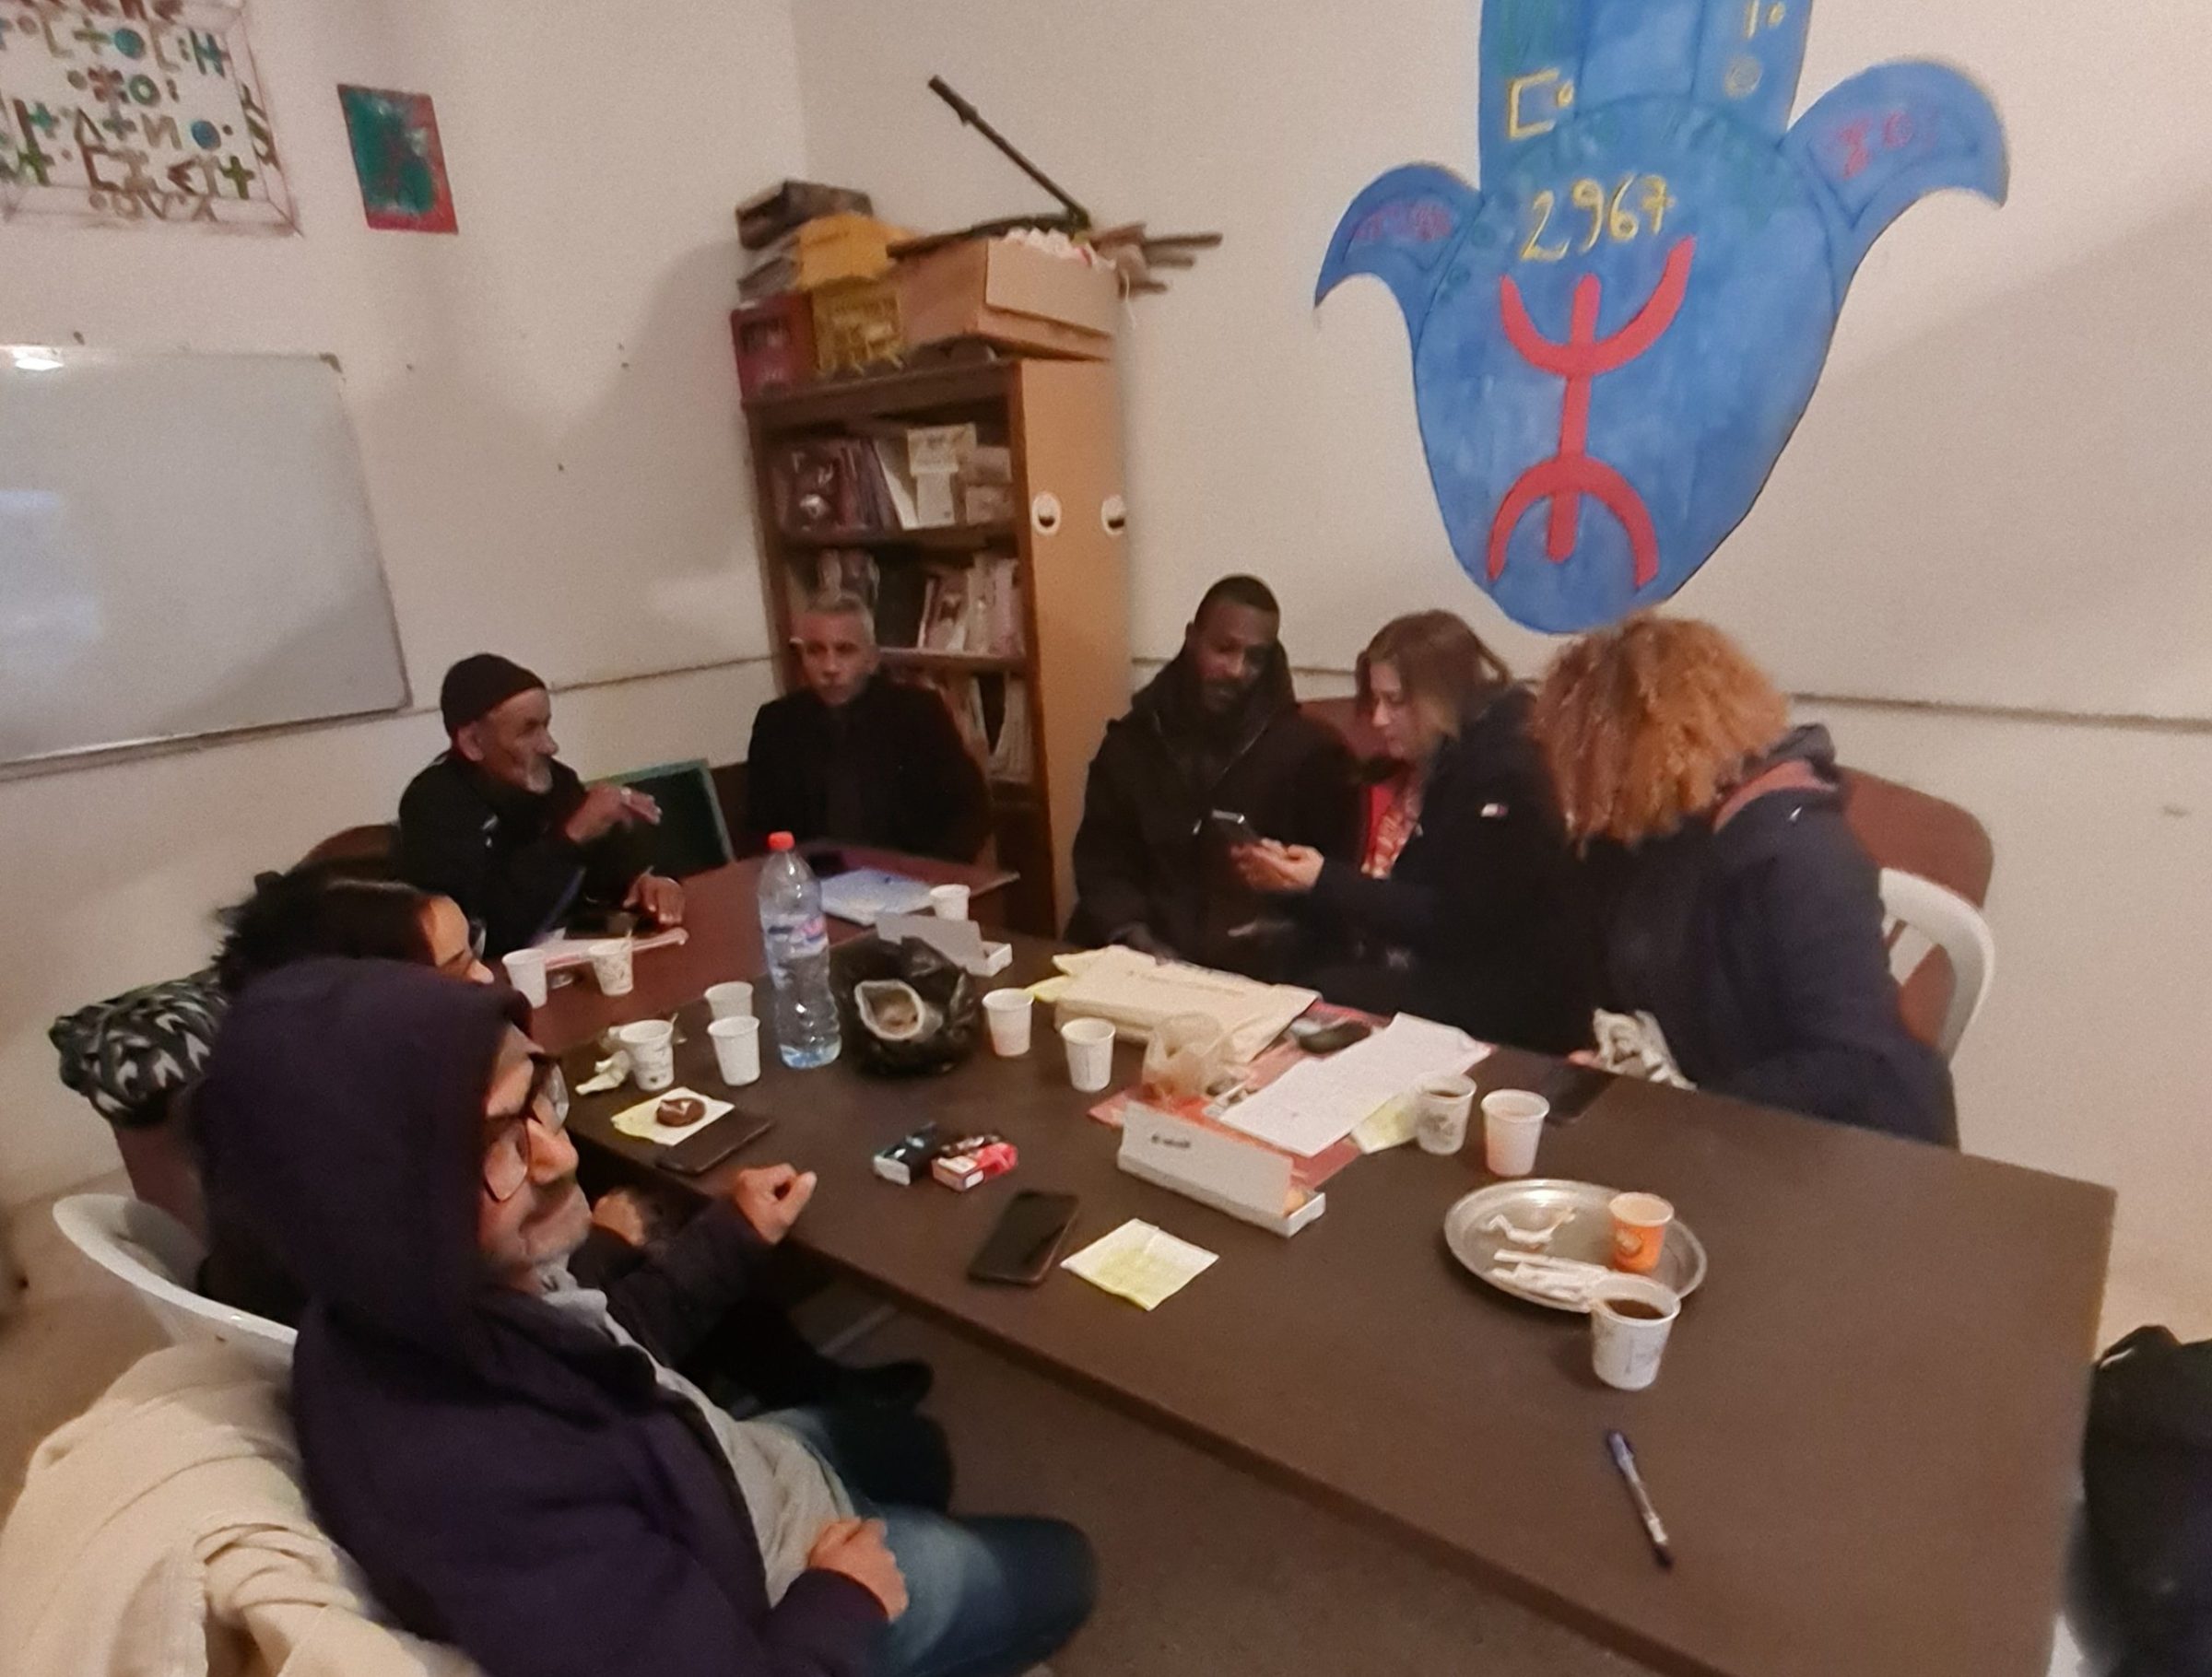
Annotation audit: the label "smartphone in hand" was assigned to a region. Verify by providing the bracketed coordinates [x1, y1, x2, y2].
[1208, 810, 1263, 848]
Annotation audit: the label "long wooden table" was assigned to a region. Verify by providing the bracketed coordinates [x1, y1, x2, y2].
[560, 925, 2112, 1677]
[534, 849, 1017, 1052]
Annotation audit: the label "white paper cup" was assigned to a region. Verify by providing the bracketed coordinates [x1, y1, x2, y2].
[929, 883, 971, 921]
[983, 988, 1034, 1057]
[500, 948, 549, 1008]
[705, 981, 755, 1022]
[1481, 1089, 1550, 1177]
[1416, 1073, 1477, 1155]
[1061, 1016, 1117, 1094]
[615, 1020, 676, 1093]
[587, 938, 635, 997]
[709, 1015, 762, 1086]
[1590, 1275, 1682, 1391]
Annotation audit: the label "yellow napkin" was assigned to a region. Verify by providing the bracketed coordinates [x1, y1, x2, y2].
[1061, 1219, 1218, 1310]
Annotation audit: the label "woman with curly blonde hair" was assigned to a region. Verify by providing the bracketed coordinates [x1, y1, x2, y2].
[1529, 616, 1955, 1145]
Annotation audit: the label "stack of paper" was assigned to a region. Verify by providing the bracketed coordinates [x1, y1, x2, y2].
[1061, 1219, 1218, 1310]
[1218, 1014, 1488, 1157]
[1050, 946, 1316, 1064]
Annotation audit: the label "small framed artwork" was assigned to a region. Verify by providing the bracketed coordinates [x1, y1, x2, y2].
[337, 85, 455, 234]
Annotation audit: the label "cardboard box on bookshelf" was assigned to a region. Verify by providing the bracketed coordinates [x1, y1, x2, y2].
[897, 237, 1119, 360]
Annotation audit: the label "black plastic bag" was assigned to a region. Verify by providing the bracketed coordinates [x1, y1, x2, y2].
[2086, 1325, 2212, 1675]
[830, 933, 981, 1077]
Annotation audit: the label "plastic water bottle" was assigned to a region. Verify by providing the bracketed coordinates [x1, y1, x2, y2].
[758, 833, 841, 1069]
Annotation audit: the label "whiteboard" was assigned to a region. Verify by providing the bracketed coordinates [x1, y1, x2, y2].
[0, 349, 407, 770]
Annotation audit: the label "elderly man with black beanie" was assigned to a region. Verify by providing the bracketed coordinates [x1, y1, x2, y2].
[397, 653, 683, 957]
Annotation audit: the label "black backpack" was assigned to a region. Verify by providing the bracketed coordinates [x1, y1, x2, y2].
[2086, 1327, 2212, 1675]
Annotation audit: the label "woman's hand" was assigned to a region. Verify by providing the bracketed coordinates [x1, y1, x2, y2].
[1230, 840, 1325, 895]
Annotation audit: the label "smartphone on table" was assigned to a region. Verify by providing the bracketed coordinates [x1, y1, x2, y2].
[664, 1112, 776, 1177]
[967, 1191, 1080, 1286]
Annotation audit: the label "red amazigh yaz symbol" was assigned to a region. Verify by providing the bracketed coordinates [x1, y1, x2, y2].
[1487, 238, 1696, 589]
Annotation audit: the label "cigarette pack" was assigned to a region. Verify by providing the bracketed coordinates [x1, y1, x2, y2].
[873, 1124, 946, 1187]
[931, 1135, 1018, 1192]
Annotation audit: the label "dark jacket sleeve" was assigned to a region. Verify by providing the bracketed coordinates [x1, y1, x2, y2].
[1710, 815, 1958, 1146]
[1277, 726, 1361, 862]
[900, 687, 993, 862]
[596, 1202, 780, 1372]
[399, 766, 586, 957]
[1066, 735, 1157, 944]
[1306, 766, 1561, 955]
[743, 702, 805, 854]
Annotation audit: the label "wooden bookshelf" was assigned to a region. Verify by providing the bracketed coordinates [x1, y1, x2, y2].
[743, 356, 1130, 936]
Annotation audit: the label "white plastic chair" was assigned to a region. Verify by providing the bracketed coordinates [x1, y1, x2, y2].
[52, 1193, 295, 1364]
[1877, 867, 1995, 1060]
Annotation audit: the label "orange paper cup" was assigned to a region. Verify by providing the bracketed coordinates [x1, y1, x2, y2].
[1608, 1191, 1675, 1275]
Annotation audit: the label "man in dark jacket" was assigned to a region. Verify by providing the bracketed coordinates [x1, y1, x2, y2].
[1067, 576, 1359, 975]
[1586, 726, 1959, 1145]
[744, 595, 991, 861]
[398, 654, 683, 957]
[194, 959, 1094, 1677]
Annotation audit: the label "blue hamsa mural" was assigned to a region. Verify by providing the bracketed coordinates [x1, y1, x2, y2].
[1317, 0, 2007, 633]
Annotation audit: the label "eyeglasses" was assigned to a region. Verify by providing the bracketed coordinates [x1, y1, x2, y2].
[482, 1056, 570, 1203]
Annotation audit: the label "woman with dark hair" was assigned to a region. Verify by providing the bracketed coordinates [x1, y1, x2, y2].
[1528, 615, 1955, 1144]
[1234, 611, 1593, 1052]
[215, 863, 490, 994]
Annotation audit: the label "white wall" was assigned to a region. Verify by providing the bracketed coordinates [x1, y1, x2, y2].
[0, 0, 798, 1203]
[794, 1, 2212, 1324]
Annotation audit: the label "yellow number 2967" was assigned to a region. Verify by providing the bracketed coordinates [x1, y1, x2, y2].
[1520, 173, 1677, 264]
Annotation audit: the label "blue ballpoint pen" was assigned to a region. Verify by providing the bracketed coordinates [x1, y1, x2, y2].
[1606, 1430, 1675, 1569]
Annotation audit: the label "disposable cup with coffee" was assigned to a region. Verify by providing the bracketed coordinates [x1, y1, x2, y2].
[1416, 1074, 1477, 1155]
[500, 948, 549, 1008]
[587, 938, 635, 997]
[1061, 1017, 1117, 1094]
[1481, 1089, 1550, 1176]
[1608, 1191, 1676, 1274]
[929, 884, 971, 921]
[616, 1019, 677, 1093]
[982, 989, 1035, 1057]
[706, 981, 754, 1021]
[1590, 1275, 1681, 1391]
[709, 1015, 762, 1086]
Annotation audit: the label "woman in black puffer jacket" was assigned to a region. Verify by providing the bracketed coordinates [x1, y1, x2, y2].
[1232, 612, 1594, 1054]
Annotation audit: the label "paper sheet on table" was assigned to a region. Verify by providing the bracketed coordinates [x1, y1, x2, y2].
[1351, 1096, 1422, 1154]
[1061, 1219, 1218, 1310]
[533, 927, 688, 971]
[609, 1086, 734, 1145]
[1218, 1014, 1488, 1157]
[1048, 945, 1316, 1064]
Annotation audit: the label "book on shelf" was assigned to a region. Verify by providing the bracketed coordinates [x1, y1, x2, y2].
[770, 424, 1011, 538]
[900, 671, 1034, 786]
[881, 557, 1025, 659]
[920, 568, 971, 653]
[798, 549, 878, 610]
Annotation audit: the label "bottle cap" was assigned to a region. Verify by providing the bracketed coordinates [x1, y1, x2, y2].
[768, 832, 794, 852]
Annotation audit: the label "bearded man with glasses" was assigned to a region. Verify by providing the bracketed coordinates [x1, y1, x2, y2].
[195, 960, 1093, 1677]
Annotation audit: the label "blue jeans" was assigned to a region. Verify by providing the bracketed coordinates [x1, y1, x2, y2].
[773, 1406, 1095, 1677]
